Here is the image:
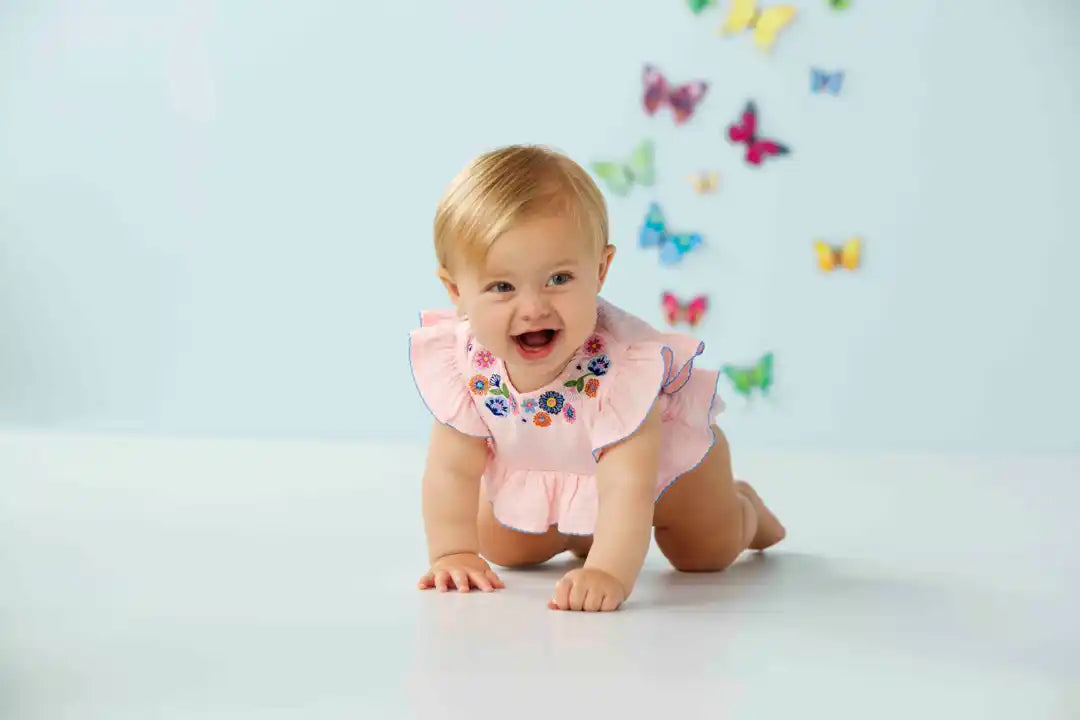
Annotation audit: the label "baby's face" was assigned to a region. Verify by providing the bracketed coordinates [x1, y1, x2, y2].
[446, 214, 614, 390]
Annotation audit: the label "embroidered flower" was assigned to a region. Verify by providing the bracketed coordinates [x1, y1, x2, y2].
[474, 350, 495, 369]
[489, 373, 501, 388]
[585, 378, 600, 398]
[509, 394, 519, 415]
[583, 334, 605, 356]
[466, 341, 473, 353]
[533, 411, 552, 427]
[563, 404, 576, 424]
[521, 398, 538, 414]
[538, 391, 564, 414]
[485, 396, 510, 417]
[586, 355, 610, 376]
[469, 375, 488, 395]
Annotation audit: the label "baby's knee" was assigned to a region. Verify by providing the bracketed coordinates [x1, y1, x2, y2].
[478, 522, 564, 568]
[480, 541, 561, 569]
[666, 544, 742, 573]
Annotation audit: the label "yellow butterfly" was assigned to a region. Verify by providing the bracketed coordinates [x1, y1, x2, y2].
[688, 171, 720, 194]
[719, 0, 797, 53]
[814, 237, 862, 272]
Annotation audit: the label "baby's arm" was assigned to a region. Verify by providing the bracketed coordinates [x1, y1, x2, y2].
[421, 421, 489, 560]
[584, 404, 663, 595]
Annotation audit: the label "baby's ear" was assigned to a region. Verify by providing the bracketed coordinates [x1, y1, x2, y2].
[437, 266, 461, 306]
[597, 244, 617, 290]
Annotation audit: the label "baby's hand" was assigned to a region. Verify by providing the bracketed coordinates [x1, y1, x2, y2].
[418, 552, 505, 593]
[548, 567, 626, 612]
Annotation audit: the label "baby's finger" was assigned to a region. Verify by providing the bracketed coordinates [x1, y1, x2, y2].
[569, 578, 588, 611]
[600, 593, 622, 612]
[552, 577, 573, 610]
[418, 572, 435, 590]
[486, 570, 505, 589]
[435, 570, 450, 593]
[583, 587, 603, 612]
[449, 569, 471, 593]
[469, 570, 494, 592]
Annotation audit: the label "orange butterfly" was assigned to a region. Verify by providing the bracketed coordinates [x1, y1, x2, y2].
[688, 171, 720, 194]
[813, 236, 862, 272]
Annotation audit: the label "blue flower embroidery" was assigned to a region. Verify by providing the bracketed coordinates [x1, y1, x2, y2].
[485, 396, 510, 417]
[490, 374, 501, 388]
[538, 391, 564, 414]
[521, 398, 538, 414]
[587, 355, 610, 376]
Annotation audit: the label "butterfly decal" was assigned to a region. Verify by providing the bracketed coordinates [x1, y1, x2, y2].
[662, 292, 708, 328]
[642, 64, 709, 125]
[727, 101, 790, 166]
[718, 0, 797, 53]
[687, 0, 717, 13]
[590, 139, 655, 197]
[827, 0, 851, 9]
[688, 171, 720, 194]
[814, 237, 862, 272]
[722, 352, 774, 397]
[811, 68, 844, 95]
[639, 202, 703, 265]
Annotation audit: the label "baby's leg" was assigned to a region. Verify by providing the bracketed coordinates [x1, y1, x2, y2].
[476, 486, 569, 568]
[652, 426, 785, 572]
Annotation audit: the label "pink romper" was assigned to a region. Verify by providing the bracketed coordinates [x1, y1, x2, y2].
[409, 298, 724, 536]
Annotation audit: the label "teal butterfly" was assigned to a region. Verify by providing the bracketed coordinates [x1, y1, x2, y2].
[639, 202, 703, 265]
[687, 0, 717, 14]
[590, 139, 655, 197]
[722, 352, 774, 397]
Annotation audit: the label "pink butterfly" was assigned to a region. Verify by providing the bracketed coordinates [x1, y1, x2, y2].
[662, 292, 709, 327]
[643, 65, 709, 125]
[727, 101, 790, 166]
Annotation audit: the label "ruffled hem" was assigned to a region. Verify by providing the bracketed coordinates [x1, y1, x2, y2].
[487, 360, 724, 536]
[588, 338, 722, 460]
[408, 310, 490, 438]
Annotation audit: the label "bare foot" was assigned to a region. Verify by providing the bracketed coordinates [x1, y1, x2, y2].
[735, 480, 786, 550]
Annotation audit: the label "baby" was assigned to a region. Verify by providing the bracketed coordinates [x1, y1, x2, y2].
[410, 145, 785, 612]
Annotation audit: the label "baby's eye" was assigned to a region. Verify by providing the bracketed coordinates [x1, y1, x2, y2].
[488, 281, 514, 293]
[547, 272, 573, 287]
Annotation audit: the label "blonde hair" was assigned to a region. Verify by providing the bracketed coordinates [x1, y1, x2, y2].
[434, 144, 609, 271]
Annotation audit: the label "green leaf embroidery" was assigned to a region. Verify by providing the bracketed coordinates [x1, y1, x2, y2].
[563, 380, 578, 388]
[576, 378, 585, 392]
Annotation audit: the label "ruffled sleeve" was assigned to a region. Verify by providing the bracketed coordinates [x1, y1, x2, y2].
[409, 310, 490, 438]
[585, 336, 711, 459]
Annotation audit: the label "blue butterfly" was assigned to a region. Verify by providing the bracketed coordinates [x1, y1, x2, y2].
[639, 202, 703, 265]
[810, 68, 844, 95]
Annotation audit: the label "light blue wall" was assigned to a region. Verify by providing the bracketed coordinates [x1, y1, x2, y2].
[2, 0, 1078, 452]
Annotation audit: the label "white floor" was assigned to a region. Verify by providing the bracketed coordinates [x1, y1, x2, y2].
[1, 431, 1077, 719]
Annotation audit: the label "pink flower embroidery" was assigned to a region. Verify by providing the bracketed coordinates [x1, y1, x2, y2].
[563, 404, 576, 424]
[583, 334, 605, 356]
[474, 350, 495, 369]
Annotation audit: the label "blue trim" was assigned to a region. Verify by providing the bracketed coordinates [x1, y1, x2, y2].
[588, 343, 671, 462]
[652, 368, 724, 504]
[662, 340, 706, 393]
[487, 502, 594, 537]
[407, 330, 492, 440]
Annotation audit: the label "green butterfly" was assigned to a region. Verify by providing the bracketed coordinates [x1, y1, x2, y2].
[827, 0, 851, 9]
[687, 0, 717, 14]
[589, 139, 655, 197]
[721, 352, 774, 397]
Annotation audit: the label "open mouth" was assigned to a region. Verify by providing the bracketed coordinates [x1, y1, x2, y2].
[513, 329, 559, 359]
